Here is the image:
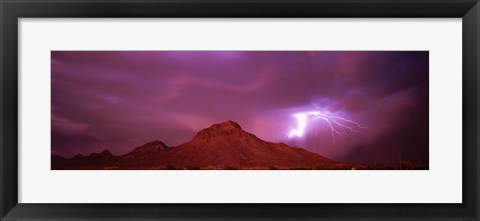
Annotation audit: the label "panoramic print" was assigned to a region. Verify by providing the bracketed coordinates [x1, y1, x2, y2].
[51, 51, 429, 170]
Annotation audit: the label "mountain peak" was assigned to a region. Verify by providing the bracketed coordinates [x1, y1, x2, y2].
[194, 120, 244, 139]
[72, 153, 85, 159]
[100, 149, 112, 155]
[133, 140, 170, 152]
[89, 149, 115, 158]
[217, 120, 242, 129]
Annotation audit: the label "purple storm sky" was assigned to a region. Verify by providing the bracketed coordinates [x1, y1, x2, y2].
[51, 51, 429, 164]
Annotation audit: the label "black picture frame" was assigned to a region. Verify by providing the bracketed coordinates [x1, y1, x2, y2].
[1, 0, 479, 220]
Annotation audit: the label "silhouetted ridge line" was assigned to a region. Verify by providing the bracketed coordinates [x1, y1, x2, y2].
[52, 120, 345, 170]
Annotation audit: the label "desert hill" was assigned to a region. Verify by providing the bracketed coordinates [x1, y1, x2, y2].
[52, 121, 342, 170]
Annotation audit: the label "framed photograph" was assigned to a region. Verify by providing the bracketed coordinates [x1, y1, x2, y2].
[1, 0, 479, 220]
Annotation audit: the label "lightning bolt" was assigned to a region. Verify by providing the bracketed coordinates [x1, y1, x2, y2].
[288, 111, 366, 140]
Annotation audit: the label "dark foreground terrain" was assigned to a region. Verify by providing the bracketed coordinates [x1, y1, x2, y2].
[52, 121, 426, 170]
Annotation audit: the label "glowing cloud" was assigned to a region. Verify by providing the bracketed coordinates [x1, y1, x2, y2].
[288, 111, 366, 139]
[288, 113, 308, 138]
